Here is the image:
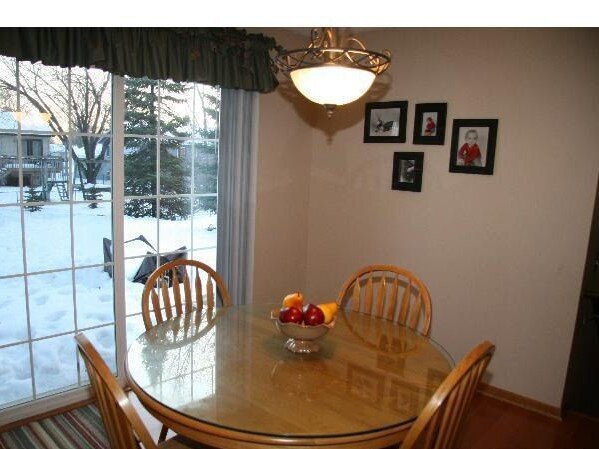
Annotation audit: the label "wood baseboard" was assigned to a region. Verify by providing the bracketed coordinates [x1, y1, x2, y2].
[478, 383, 562, 420]
[568, 410, 599, 423]
[0, 397, 95, 433]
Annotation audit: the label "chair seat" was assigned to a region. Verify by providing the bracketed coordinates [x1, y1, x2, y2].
[159, 435, 209, 449]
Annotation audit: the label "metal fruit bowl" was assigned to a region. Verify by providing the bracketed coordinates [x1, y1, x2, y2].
[270, 309, 335, 354]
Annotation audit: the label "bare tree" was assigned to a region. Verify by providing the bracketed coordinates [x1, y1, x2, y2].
[0, 58, 111, 183]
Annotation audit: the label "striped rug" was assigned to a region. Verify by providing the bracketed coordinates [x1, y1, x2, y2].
[0, 405, 108, 449]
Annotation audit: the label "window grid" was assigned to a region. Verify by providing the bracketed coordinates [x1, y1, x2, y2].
[0, 193, 217, 210]
[0, 67, 220, 412]
[0, 61, 116, 409]
[121, 79, 219, 335]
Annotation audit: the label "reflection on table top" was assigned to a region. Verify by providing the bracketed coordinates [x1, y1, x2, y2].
[126, 303, 453, 439]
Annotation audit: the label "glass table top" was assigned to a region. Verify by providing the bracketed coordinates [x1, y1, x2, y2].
[126, 303, 453, 439]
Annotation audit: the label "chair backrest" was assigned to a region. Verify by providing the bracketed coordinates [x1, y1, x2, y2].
[401, 341, 495, 449]
[75, 333, 157, 449]
[141, 259, 232, 330]
[337, 265, 432, 336]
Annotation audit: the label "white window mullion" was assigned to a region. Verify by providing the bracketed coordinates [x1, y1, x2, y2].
[156, 82, 162, 256]
[15, 60, 38, 403]
[67, 68, 82, 387]
[111, 75, 127, 384]
[190, 86, 196, 253]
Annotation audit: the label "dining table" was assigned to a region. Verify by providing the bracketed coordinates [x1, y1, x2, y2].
[126, 303, 454, 449]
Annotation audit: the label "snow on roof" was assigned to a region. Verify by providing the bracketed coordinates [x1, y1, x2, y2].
[0, 111, 53, 134]
[49, 143, 67, 156]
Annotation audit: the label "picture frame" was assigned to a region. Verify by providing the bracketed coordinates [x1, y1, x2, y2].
[363, 101, 408, 143]
[413, 103, 447, 145]
[392, 152, 424, 192]
[449, 119, 498, 175]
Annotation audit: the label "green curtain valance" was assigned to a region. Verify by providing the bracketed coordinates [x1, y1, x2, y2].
[0, 27, 279, 93]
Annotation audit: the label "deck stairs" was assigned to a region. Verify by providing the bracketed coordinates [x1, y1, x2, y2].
[54, 181, 69, 201]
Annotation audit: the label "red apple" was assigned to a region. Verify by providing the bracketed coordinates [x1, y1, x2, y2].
[279, 307, 303, 324]
[303, 303, 318, 314]
[303, 305, 325, 326]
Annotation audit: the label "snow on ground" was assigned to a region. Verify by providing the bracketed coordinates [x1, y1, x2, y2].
[0, 185, 216, 407]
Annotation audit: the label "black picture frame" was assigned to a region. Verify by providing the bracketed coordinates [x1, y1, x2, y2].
[413, 103, 447, 145]
[363, 101, 408, 143]
[392, 152, 424, 192]
[449, 119, 498, 175]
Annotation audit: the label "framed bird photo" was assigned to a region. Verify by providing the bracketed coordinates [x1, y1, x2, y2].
[363, 101, 408, 143]
[413, 103, 447, 145]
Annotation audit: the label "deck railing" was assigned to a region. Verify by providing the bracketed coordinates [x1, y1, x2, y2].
[0, 155, 68, 184]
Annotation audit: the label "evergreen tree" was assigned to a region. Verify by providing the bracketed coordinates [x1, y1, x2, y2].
[86, 186, 101, 209]
[193, 85, 220, 214]
[195, 87, 220, 140]
[123, 78, 190, 219]
[24, 186, 44, 212]
[193, 143, 218, 214]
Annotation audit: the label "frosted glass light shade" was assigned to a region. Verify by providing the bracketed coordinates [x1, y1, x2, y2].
[290, 65, 376, 106]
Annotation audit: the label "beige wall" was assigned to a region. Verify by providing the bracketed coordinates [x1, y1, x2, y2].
[252, 29, 315, 304]
[253, 28, 599, 407]
[295, 28, 599, 407]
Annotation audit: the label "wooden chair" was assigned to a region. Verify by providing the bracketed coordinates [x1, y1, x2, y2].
[74, 333, 204, 449]
[141, 259, 231, 441]
[337, 265, 433, 336]
[401, 341, 495, 449]
[142, 259, 232, 331]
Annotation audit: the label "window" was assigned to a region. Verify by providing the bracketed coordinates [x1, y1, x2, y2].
[122, 77, 220, 342]
[0, 57, 114, 409]
[23, 138, 42, 157]
[0, 55, 220, 413]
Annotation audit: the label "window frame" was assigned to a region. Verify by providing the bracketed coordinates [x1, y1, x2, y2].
[0, 71, 220, 425]
[23, 137, 42, 157]
[0, 64, 116, 423]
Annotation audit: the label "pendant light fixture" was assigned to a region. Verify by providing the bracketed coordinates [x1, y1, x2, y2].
[275, 28, 391, 117]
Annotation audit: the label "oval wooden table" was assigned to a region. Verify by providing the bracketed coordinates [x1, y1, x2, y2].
[126, 304, 454, 449]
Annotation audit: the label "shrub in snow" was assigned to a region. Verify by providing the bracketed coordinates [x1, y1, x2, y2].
[24, 186, 44, 212]
[86, 186, 102, 209]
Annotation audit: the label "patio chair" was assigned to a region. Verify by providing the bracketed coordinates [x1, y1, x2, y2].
[102, 235, 187, 284]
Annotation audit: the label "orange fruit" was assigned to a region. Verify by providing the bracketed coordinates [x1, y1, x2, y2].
[317, 302, 338, 324]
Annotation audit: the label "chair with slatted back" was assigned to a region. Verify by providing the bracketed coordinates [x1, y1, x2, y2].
[141, 259, 232, 331]
[337, 264, 432, 336]
[401, 341, 495, 449]
[74, 333, 204, 449]
[141, 259, 231, 441]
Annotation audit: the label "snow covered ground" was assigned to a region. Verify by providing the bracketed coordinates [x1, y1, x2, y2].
[0, 186, 216, 407]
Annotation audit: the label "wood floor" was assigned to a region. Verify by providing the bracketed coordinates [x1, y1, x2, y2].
[455, 394, 599, 449]
[130, 393, 599, 449]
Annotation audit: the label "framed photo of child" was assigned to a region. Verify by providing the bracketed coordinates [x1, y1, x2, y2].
[392, 152, 424, 192]
[449, 119, 498, 175]
[413, 103, 447, 145]
[363, 101, 408, 143]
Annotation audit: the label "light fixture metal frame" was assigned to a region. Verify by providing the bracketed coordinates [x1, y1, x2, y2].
[274, 28, 391, 116]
